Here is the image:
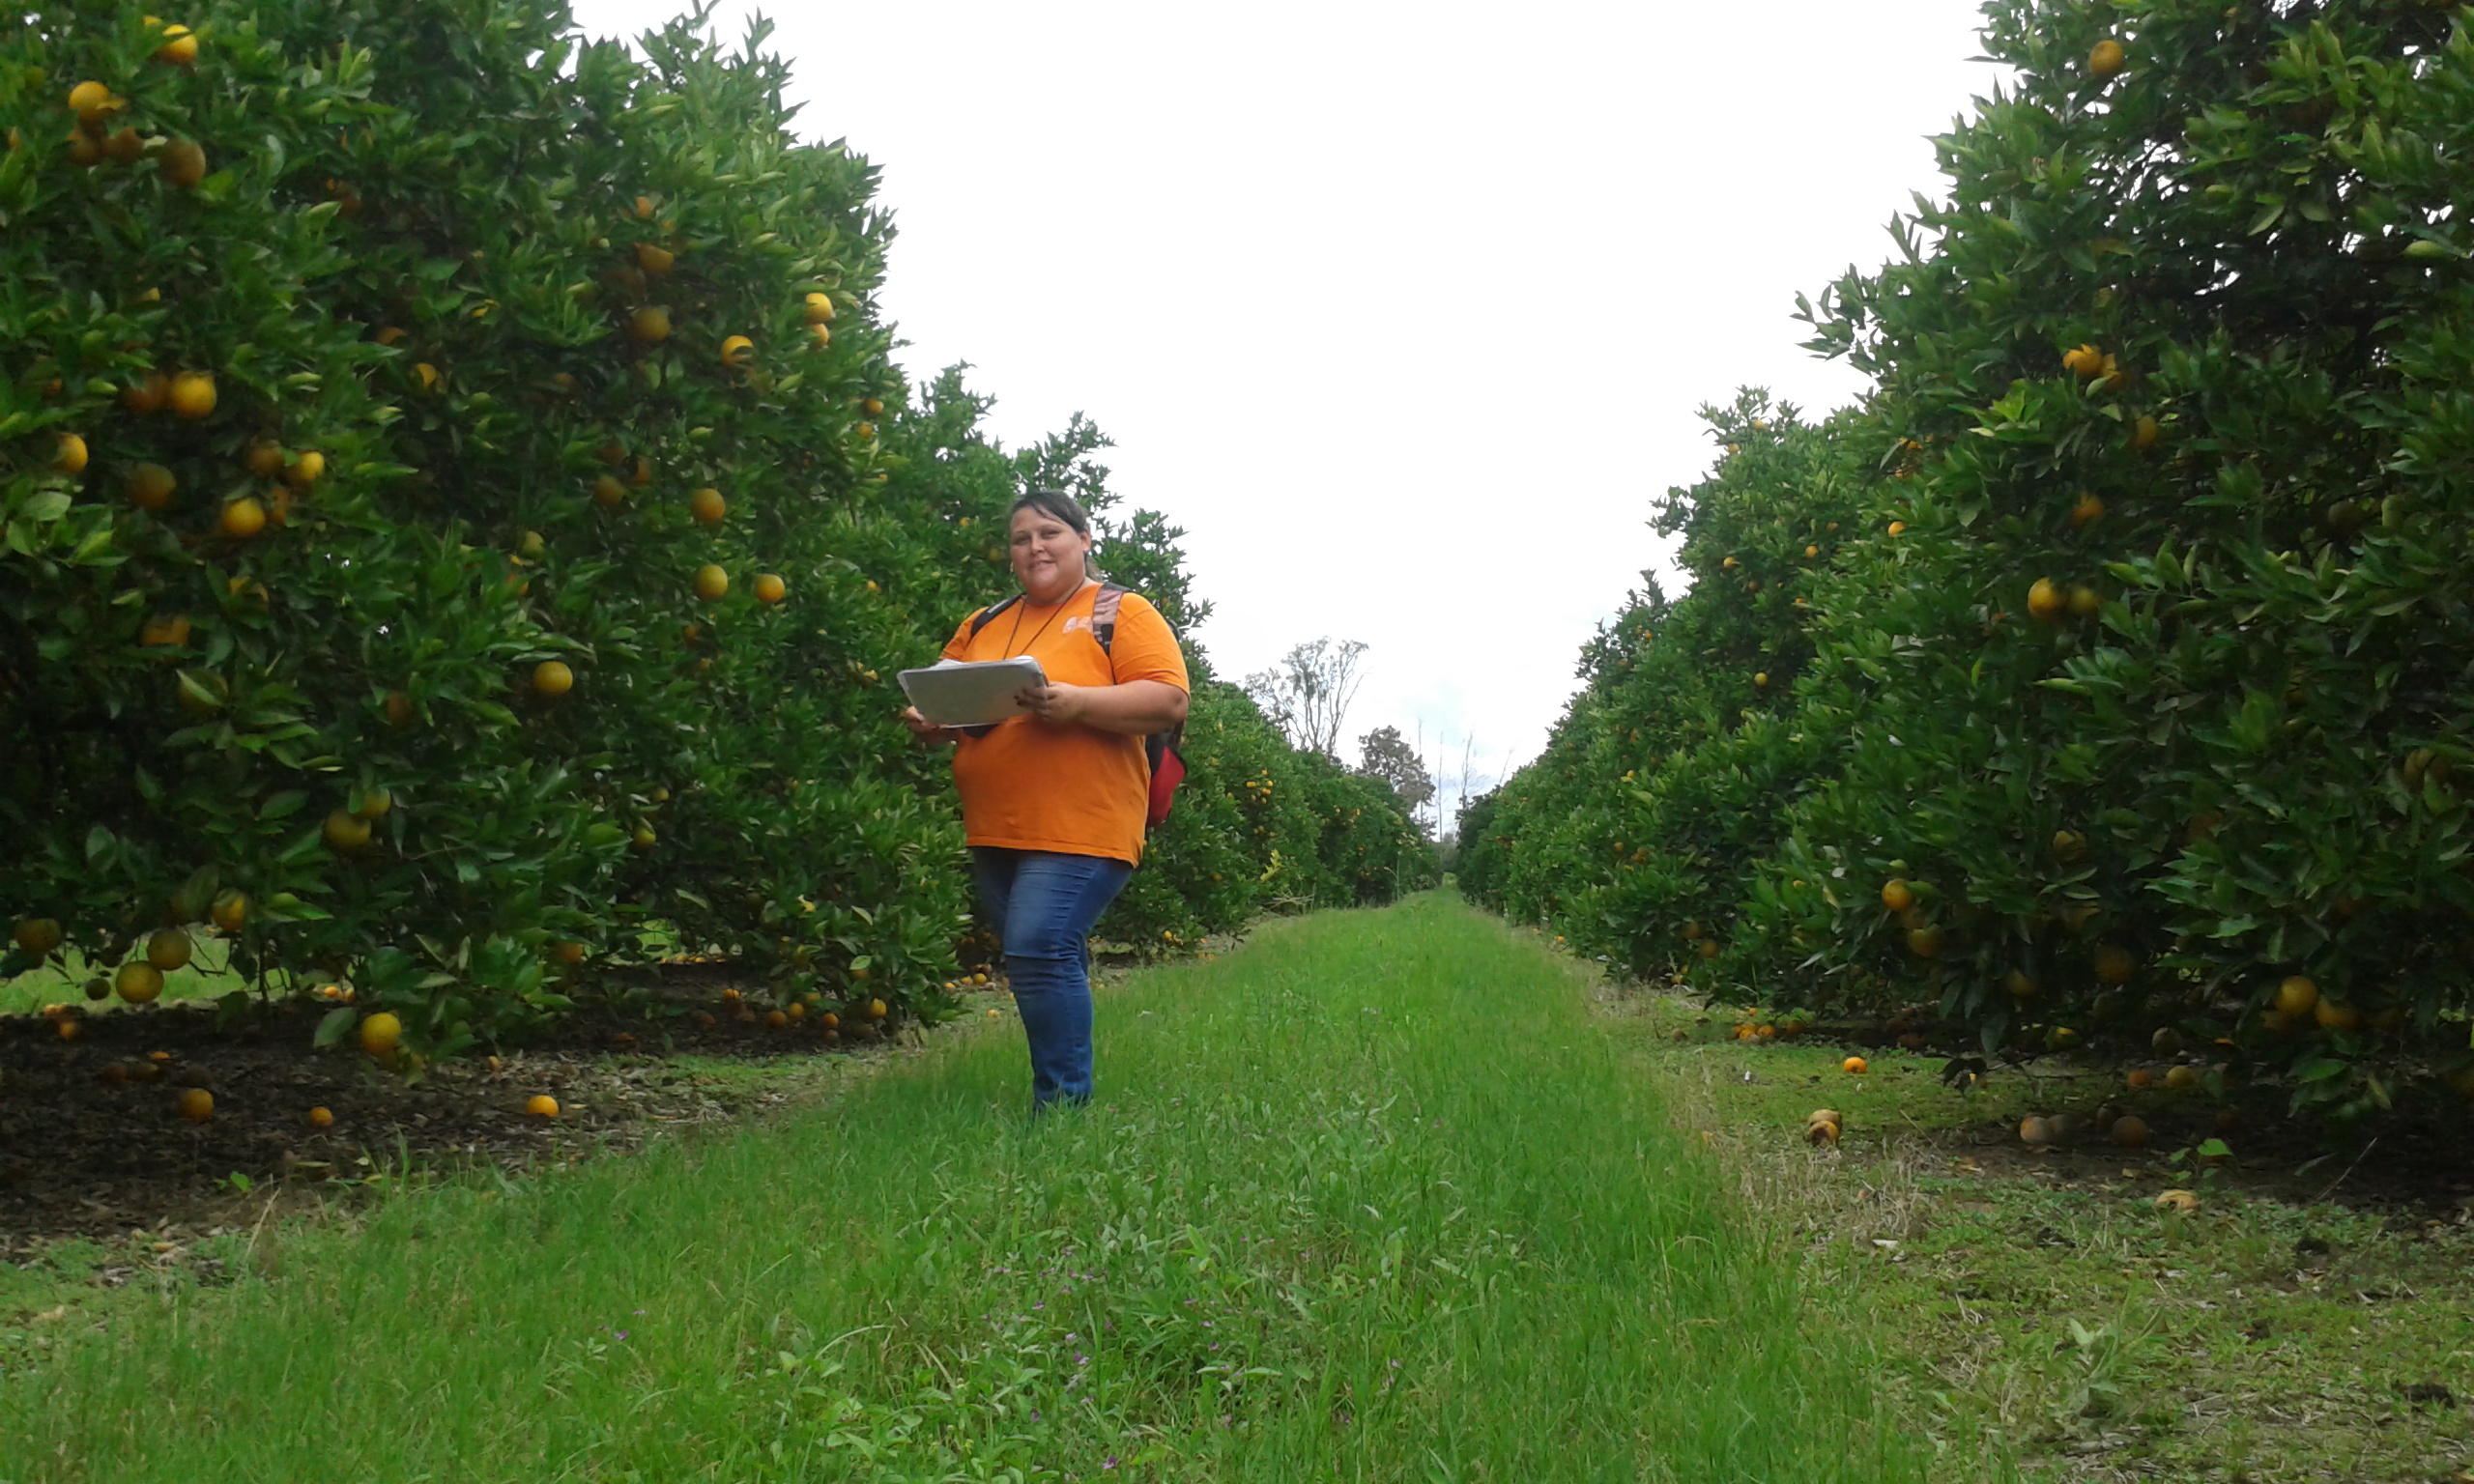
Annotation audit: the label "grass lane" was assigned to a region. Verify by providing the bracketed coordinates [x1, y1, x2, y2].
[2, 894, 1933, 1482]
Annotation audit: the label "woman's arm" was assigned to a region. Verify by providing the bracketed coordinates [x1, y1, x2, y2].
[1016, 678, 1189, 735]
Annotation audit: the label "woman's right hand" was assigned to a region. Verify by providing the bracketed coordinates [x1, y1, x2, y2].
[901, 706, 957, 744]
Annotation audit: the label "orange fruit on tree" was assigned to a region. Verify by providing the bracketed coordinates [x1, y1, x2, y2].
[153, 23, 199, 65]
[861, 396, 884, 417]
[1880, 878, 1913, 913]
[359, 1012, 401, 1056]
[754, 573, 786, 605]
[115, 961, 164, 1003]
[125, 465, 177, 509]
[636, 243, 675, 274]
[2004, 968, 2038, 1000]
[629, 456, 653, 487]
[67, 128, 103, 168]
[146, 928, 193, 972]
[282, 449, 325, 490]
[323, 810, 373, 854]
[243, 442, 286, 477]
[1842, 1056, 1868, 1075]
[807, 323, 831, 350]
[54, 433, 88, 474]
[68, 79, 112, 123]
[2088, 38, 2125, 76]
[14, 918, 64, 955]
[216, 498, 268, 539]
[2129, 414, 2159, 450]
[2092, 943, 2136, 985]
[414, 362, 441, 391]
[168, 371, 216, 419]
[1905, 925, 1944, 958]
[553, 941, 587, 966]
[803, 292, 835, 324]
[689, 487, 726, 525]
[532, 660, 574, 697]
[2274, 975, 2319, 1017]
[175, 1087, 214, 1122]
[308, 1105, 333, 1128]
[719, 334, 755, 367]
[384, 690, 414, 727]
[1885, 520, 1906, 536]
[630, 306, 671, 343]
[694, 563, 729, 602]
[210, 892, 248, 932]
[526, 1094, 560, 1118]
[355, 787, 391, 820]
[593, 473, 627, 508]
[2313, 997, 2362, 1032]
[158, 139, 207, 187]
[2070, 493, 2105, 529]
[2027, 578, 2065, 622]
[2068, 584, 2100, 618]
[121, 370, 170, 414]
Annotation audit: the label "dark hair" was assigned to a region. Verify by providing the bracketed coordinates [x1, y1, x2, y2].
[1009, 489, 1102, 578]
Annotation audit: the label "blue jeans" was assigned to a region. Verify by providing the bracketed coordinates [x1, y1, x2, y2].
[968, 847, 1133, 1109]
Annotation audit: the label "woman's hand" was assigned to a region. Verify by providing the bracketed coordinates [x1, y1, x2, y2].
[901, 705, 959, 745]
[1015, 682, 1090, 727]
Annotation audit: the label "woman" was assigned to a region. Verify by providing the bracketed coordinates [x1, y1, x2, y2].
[903, 490, 1189, 1108]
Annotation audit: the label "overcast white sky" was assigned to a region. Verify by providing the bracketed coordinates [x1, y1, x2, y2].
[574, 0, 2002, 823]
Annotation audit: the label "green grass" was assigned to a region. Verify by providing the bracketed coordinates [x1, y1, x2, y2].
[0, 895, 1931, 1482]
[1590, 984, 2474, 1483]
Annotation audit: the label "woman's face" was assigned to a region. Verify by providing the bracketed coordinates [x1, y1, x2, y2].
[1010, 506, 1091, 602]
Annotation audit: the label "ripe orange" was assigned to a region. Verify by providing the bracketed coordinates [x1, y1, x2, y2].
[803, 292, 835, 324]
[553, 941, 586, 965]
[308, 1105, 333, 1128]
[2126, 1068, 2153, 1090]
[14, 918, 64, 954]
[2165, 1064, 2199, 1091]
[2052, 829, 2088, 862]
[103, 126, 144, 162]
[1880, 878, 1913, 913]
[2068, 584, 2100, 618]
[2313, 997, 2362, 1032]
[1696, 938, 1718, 959]
[820, 1012, 840, 1029]
[694, 563, 729, 602]
[121, 370, 171, 414]
[631, 306, 671, 343]
[765, 1009, 789, 1029]
[689, 487, 726, 525]
[282, 449, 325, 490]
[115, 961, 164, 1004]
[214, 497, 270, 540]
[146, 928, 193, 972]
[384, 690, 414, 728]
[1885, 521, 1906, 536]
[158, 138, 207, 187]
[57, 1017, 82, 1041]
[242, 442, 285, 478]
[323, 810, 373, 854]
[68, 80, 112, 123]
[154, 24, 199, 65]
[1842, 1056, 1868, 1075]
[414, 362, 441, 391]
[861, 396, 884, 417]
[2274, 975, 2318, 1017]
[720, 334, 755, 367]
[868, 998, 887, 1019]
[176, 1087, 214, 1122]
[593, 473, 627, 508]
[2027, 577, 2065, 622]
[54, 433, 88, 474]
[2019, 1115, 2054, 1145]
[2004, 968, 2038, 1000]
[67, 128, 103, 168]
[2092, 943, 2136, 985]
[636, 243, 675, 274]
[631, 826, 656, 852]
[374, 326, 410, 347]
[807, 323, 832, 350]
[754, 573, 786, 605]
[532, 660, 574, 696]
[629, 456, 653, 487]
[2061, 343, 2105, 377]
[2088, 38, 2125, 76]
[526, 1094, 560, 1118]
[359, 1012, 402, 1056]
[1752, 671, 1769, 688]
[210, 892, 248, 932]
[2070, 493, 2105, 529]
[168, 371, 216, 419]
[2129, 414, 2159, 451]
[1906, 925, 1944, 958]
[2109, 1114, 2150, 1148]
[355, 787, 392, 820]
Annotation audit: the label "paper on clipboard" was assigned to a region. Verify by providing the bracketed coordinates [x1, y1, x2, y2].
[897, 656, 1047, 727]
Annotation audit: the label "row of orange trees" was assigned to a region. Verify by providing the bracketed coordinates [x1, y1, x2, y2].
[1462, 0, 2474, 1119]
[1, 0, 1431, 1064]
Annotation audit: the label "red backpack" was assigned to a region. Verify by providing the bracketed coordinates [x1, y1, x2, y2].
[965, 583, 1188, 831]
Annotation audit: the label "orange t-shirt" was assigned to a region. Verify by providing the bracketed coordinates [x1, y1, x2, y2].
[940, 582, 1190, 865]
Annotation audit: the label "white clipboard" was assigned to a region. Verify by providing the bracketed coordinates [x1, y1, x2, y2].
[897, 656, 1047, 727]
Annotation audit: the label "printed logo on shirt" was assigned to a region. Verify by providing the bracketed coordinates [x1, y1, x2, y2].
[1063, 615, 1092, 635]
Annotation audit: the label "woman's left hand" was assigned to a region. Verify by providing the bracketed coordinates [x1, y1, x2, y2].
[1017, 682, 1088, 726]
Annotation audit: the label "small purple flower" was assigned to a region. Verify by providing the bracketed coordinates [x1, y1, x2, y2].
[1104, 1459, 1118, 1471]
[1078, 1355, 1089, 1365]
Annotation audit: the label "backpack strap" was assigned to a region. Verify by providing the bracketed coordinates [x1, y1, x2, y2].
[1090, 584, 1127, 661]
[965, 594, 1022, 641]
